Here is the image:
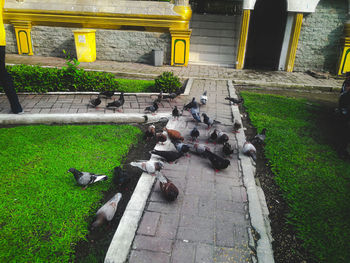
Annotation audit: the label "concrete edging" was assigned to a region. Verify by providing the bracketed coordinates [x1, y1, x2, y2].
[227, 80, 275, 263]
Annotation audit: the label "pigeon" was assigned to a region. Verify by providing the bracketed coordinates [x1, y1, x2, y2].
[200, 91, 208, 105]
[113, 166, 134, 186]
[89, 96, 101, 108]
[91, 193, 122, 229]
[157, 173, 179, 201]
[99, 90, 115, 99]
[223, 142, 234, 156]
[145, 125, 156, 140]
[156, 132, 167, 144]
[184, 97, 196, 111]
[156, 90, 163, 102]
[225, 97, 244, 105]
[164, 128, 184, 141]
[190, 106, 201, 123]
[172, 106, 181, 119]
[150, 149, 184, 163]
[107, 92, 125, 112]
[189, 143, 211, 157]
[217, 130, 229, 144]
[163, 92, 178, 101]
[172, 140, 191, 154]
[204, 149, 230, 170]
[144, 102, 159, 114]
[209, 129, 218, 142]
[130, 160, 164, 175]
[190, 127, 200, 141]
[233, 119, 242, 133]
[251, 128, 267, 145]
[242, 141, 257, 162]
[67, 168, 108, 189]
[202, 113, 220, 129]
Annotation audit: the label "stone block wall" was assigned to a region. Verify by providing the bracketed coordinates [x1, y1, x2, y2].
[4, 25, 171, 65]
[294, 0, 347, 73]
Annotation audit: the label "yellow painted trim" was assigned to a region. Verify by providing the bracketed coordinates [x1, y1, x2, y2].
[286, 13, 303, 72]
[12, 20, 33, 55]
[337, 37, 350, 75]
[170, 28, 191, 66]
[236, 10, 250, 70]
[3, 9, 191, 31]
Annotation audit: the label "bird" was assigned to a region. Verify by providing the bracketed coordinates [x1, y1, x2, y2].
[190, 106, 201, 123]
[200, 91, 208, 105]
[189, 143, 211, 157]
[156, 132, 167, 144]
[251, 128, 267, 145]
[184, 97, 196, 111]
[223, 142, 234, 156]
[130, 160, 164, 175]
[107, 92, 125, 112]
[225, 97, 244, 105]
[202, 113, 220, 129]
[209, 129, 218, 142]
[164, 128, 184, 141]
[150, 149, 184, 163]
[190, 127, 200, 141]
[172, 106, 181, 119]
[113, 166, 134, 186]
[144, 102, 159, 114]
[156, 173, 179, 201]
[156, 90, 163, 102]
[217, 130, 229, 144]
[89, 96, 101, 108]
[233, 119, 242, 133]
[145, 125, 156, 140]
[172, 140, 191, 154]
[67, 168, 108, 189]
[162, 92, 178, 101]
[204, 149, 230, 171]
[242, 141, 257, 162]
[91, 193, 122, 229]
[99, 90, 115, 99]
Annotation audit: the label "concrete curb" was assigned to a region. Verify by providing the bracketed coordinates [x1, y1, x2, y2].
[0, 113, 171, 125]
[104, 118, 179, 263]
[227, 80, 275, 263]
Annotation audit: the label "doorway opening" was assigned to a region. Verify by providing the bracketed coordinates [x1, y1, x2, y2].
[245, 0, 287, 70]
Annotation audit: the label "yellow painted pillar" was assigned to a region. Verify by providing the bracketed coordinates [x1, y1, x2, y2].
[286, 13, 303, 72]
[236, 10, 251, 70]
[170, 29, 191, 66]
[12, 20, 33, 55]
[337, 20, 350, 75]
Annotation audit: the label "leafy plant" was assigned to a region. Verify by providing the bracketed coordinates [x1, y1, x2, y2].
[154, 71, 182, 93]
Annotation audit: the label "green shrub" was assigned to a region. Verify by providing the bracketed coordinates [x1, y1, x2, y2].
[154, 71, 182, 93]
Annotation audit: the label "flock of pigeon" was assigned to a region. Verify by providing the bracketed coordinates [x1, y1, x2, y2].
[67, 89, 266, 229]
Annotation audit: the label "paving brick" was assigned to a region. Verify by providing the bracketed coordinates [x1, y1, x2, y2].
[137, 211, 161, 236]
[147, 201, 180, 214]
[171, 240, 196, 263]
[156, 214, 179, 239]
[195, 243, 213, 263]
[132, 235, 173, 253]
[177, 226, 214, 244]
[129, 250, 170, 263]
[214, 246, 252, 263]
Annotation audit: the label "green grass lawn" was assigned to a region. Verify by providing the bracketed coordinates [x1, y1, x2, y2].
[241, 92, 350, 262]
[0, 124, 141, 262]
[116, 78, 155, 93]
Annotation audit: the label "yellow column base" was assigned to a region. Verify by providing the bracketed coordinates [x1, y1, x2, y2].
[170, 29, 191, 66]
[286, 13, 303, 72]
[11, 20, 33, 55]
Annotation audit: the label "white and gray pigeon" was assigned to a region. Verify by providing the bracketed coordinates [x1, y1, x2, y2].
[190, 106, 201, 123]
[68, 168, 108, 189]
[189, 143, 211, 157]
[130, 160, 164, 175]
[200, 91, 208, 105]
[92, 193, 122, 228]
[242, 141, 257, 162]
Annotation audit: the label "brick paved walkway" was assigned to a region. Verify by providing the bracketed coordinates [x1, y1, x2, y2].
[129, 79, 253, 263]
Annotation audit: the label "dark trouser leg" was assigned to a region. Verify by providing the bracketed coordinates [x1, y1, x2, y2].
[0, 46, 22, 113]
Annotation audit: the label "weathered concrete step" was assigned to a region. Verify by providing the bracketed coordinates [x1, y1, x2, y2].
[189, 52, 235, 65]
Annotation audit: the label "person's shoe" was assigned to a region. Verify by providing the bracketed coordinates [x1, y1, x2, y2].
[14, 110, 24, 115]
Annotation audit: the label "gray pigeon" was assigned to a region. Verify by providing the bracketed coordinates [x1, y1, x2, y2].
[242, 141, 257, 162]
[92, 193, 122, 228]
[190, 106, 201, 123]
[251, 128, 267, 145]
[67, 168, 108, 189]
[130, 160, 164, 175]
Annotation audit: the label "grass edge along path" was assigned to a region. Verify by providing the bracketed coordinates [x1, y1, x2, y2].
[241, 91, 350, 263]
[0, 124, 141, 262]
